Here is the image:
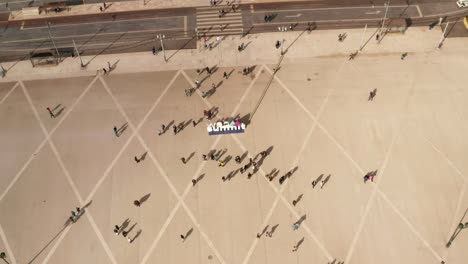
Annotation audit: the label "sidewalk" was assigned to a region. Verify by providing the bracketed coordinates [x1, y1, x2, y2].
[9, 0, 308, 21]
[1, 25, 466, 82]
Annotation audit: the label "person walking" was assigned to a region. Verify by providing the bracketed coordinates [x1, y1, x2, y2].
[223, 72, 228, 79]
[292, 223, 300, 230]
[113, 126, 118, 137]
[401, 52, 408, 60]
[181, 157, 186, 164]
[192, 179, 197, 186]
[180, 234, 186, 242]
[134, 200, 141, 207]
[368, 88, 377, 101]
[363, 174, 370, 183]
[152, 46, 156, 55]
[46, 107, 55, 118]
[279, 175, 286, 185]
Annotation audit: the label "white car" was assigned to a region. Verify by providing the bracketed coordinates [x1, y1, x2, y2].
[457, 0, 468, 7]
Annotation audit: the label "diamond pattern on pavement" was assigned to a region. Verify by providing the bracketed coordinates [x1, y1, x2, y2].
[0, 85, 45, 198]
[23, 76, 95, 132]
[348, 194, 438, 264]
[51, 79, 129, 198]
[184, 135, 277, 264]
[291, 127, 373, 259]
[46, 216, 113, 264]
[247, 201, 330, 264]
[144, 207, 222, 264]
[1, 47, 468, 264]
[89, 137, 178, 263]
[379, 127, 464, 252]
[139, 73, 217, 195]
[104, 71, 177, 126]
[0, 144, 79, 264]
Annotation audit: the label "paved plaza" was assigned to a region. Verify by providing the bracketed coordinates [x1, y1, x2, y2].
[0, 25, 468, 264]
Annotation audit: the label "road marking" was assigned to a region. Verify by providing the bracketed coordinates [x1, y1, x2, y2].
[184, 16, 187, 37]
[365, 10, 381, 15]
[253, 5, 418, 14]
[416, 4, 423, 17]
[285, 14, 302, 18]
[21, 15, 185, 30]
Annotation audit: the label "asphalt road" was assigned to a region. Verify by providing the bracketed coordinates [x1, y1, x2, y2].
[0, 0, 466, 63]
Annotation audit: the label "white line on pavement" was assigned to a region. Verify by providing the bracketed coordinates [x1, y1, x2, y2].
[344, 132, 399, 264]
[98, 71, 226, 264]
[0, 223, 16, 264]
[20, 81, 119, 264]
[0, 82, 19, 105]
[0, 76, 99, 202]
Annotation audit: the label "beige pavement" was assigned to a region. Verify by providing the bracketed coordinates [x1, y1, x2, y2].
[0, 26, 468, 264]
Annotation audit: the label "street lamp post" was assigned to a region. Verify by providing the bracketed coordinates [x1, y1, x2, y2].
[381, 1, 390, 32]
[47, 21, 61, 63]
[157, 34, 167, 62]
[437, 22, 450, 49]
[72, 39, 85, 68]
[0, 64, 6, 78]
[6, 2, 14, 19]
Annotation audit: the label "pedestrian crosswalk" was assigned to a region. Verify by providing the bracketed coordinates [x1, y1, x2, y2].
[196, 6, 244, 37]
